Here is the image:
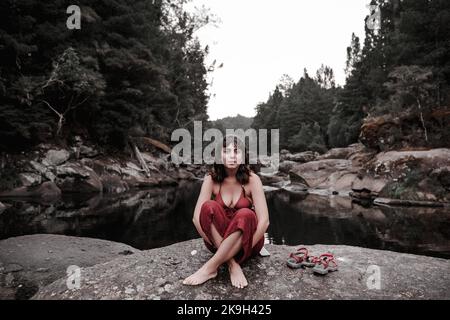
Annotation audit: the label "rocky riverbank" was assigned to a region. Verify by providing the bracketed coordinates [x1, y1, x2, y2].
[1, 139, 449, 207]
[1, 235, 447, 300]
[0, 138, 206, 201]
[266, 144, 450, 206]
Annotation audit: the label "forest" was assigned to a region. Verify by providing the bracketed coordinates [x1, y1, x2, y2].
[253, 0, 450, 152]
[1, 0, 449, 155]
[0, 0, 210, 151]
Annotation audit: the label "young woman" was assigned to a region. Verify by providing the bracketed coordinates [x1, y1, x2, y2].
[183, 135, 270, 289]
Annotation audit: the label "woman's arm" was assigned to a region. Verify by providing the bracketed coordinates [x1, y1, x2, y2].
[249, 173, 270, 248]
[192, 174, 214, 245]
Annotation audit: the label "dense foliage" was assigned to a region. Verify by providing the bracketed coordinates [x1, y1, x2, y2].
[253, 0, 450, 152]
[0, 0, 210, 150]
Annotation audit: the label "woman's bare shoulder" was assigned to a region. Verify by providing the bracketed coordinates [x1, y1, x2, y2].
[203, 173, 219, 193]
[248, 171, 262, 187]
[203, 173, 214, 185]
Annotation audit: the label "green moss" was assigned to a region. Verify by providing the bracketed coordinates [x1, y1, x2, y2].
[381, 168, 447, 201]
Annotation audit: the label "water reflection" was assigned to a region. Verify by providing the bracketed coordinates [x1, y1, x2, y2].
[266, 190, 450, 259]
[1, 183, 449, 259]
[0, 181, 202, 250]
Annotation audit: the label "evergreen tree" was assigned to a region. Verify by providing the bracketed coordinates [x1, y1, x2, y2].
[0, 0, 211, 150]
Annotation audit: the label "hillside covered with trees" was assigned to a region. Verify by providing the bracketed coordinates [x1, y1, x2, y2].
[0, 0, 211, 151]
[209, 114, 254, 134]
[253, 0, 450, 153]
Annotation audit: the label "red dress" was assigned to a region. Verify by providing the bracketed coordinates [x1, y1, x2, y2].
[199, 183, 265, 264]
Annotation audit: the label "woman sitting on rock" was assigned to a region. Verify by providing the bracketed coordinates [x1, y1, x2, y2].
[183, 135, 270, 289]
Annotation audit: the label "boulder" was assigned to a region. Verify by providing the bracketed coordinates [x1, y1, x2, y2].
[366, 149, 450, 202]
[79, 145, 99, 158]
[56, 163, 103, 193]
[282, 184, 309, 193]
[56, 163, 91, 179]
[105, 163, 123, 176]
[141, 153, 168, 171]
[289, 159, 354, 189]
[317, 143, 365, 160]
[58, 176, 103, 194]
[278, 161, 297, 174]
[18, 173, 42, 187]
[31, 238, 450, 300]
[288, 171, 310, 187]
[0, 182, 61, 201]
[100, 175, 129, 194]
[369, 149, 450, 178]
[282, 151, 317, 163]
[121, 163, 145, 181]
[352, 176, 388, 195]
[29, 160, 56, 182]
[332, 173, 360, 192]
[42, 149, 71, 166]
[258, 173, 288, 187]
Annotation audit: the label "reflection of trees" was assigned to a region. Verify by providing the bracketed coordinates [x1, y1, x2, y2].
[0, 181, 203, 250]
[266, 191, 450, 258]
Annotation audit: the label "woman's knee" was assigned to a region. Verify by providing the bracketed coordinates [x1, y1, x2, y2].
[200, 200, 226, 224]
[234, 208, 257, 222]
[200, 200, 219, 215]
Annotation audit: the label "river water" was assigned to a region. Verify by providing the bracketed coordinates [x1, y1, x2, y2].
[1, 181, 449, 259]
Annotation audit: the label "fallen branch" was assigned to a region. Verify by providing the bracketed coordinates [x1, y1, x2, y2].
[131, 141, 151, 178]
[137, 137, 172, 154]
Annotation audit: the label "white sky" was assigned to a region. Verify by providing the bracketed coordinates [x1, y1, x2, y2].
[187, 0, 371, 120]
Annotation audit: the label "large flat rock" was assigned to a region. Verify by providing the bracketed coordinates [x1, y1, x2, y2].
[0, 234, 139, 299]
[31, 238, 450, 300]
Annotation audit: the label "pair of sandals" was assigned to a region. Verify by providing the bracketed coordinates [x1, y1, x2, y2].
[286, 247, 338, 275]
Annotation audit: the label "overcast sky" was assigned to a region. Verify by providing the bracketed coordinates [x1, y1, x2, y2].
[187, 0, 371, 120]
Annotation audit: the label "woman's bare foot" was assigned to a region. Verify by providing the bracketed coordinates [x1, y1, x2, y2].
[183, 264, 218, 286]
[228, 263, 248, 289]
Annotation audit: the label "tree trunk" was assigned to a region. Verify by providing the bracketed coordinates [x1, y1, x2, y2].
[416, 98, 429, 143]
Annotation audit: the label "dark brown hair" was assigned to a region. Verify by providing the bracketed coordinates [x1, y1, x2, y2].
[209, 135, 251, 185]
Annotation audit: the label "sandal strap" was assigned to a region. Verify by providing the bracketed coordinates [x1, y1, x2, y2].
[289, 252, 305, 263]
[317, 253, 337, 269]
[288, 247, 310, 263]
[295, 247, 309, 255]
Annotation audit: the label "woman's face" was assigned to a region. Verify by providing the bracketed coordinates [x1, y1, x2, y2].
[222, 142, 244, 169]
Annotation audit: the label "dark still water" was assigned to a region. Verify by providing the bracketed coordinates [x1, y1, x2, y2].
[1, 181, 449, 259]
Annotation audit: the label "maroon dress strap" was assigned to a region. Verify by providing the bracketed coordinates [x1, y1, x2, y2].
[241, 184, 254, 208]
